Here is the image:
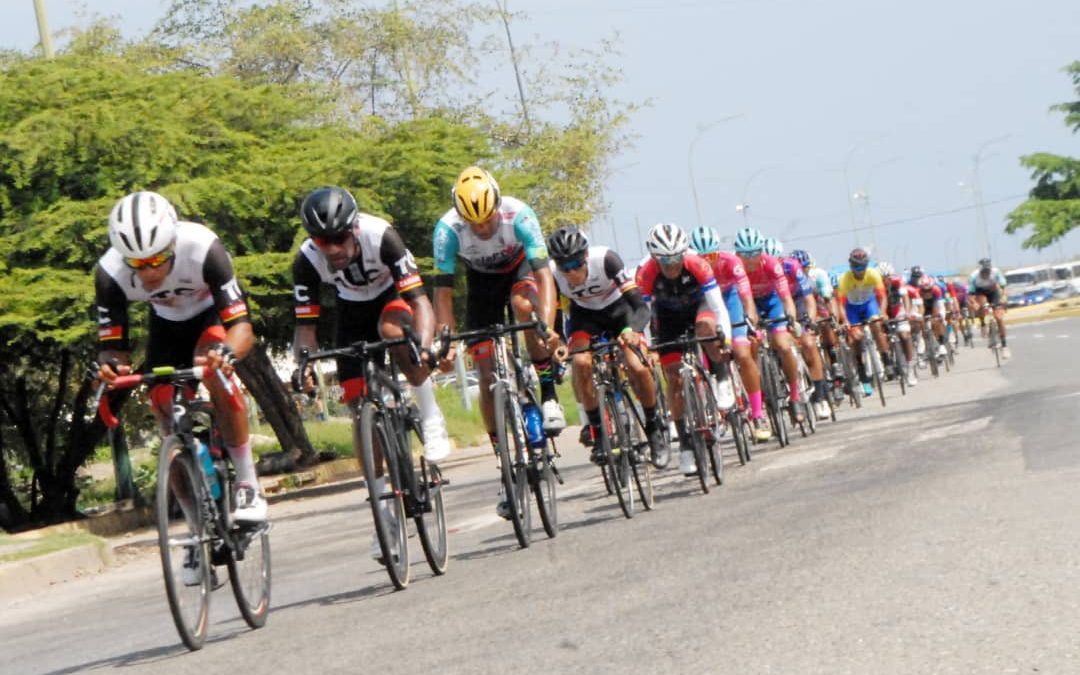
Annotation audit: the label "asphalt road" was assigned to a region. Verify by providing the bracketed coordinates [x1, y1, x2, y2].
[4, 318, 1080, 675]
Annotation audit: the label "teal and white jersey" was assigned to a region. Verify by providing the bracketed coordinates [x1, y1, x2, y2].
[968, 267, 1006, 292]
[433, 196, 547, 275]
[807, 266, 834, 299]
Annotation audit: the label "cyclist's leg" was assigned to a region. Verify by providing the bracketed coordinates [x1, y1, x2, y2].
[379, 296, 450, 463]
[464, 269, 516, 443]
[509, 266, 563, 428]
[567, 327, 600, 447]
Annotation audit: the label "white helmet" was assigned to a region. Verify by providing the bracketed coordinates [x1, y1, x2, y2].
[108, 191, 178, 258]
[878, 261, 894, 277]
[646, 223, 689, 258]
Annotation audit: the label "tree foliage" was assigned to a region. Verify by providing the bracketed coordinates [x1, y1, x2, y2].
[1006, 61, 1080, 249]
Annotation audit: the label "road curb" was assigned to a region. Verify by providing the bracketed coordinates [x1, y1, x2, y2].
[0, 540, 113, 605]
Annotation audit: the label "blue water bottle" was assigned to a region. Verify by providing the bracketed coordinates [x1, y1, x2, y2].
[196, 440, 222, 500]
[521, 401, 546, 449]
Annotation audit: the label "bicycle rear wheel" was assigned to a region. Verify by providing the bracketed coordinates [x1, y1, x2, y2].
[415, 459, 449, 574]
[700, 374, 725, 486]
[358, 402, 410, 589]
[989, 321, 1001, 367]
[892, 339, 907, 396]
[156, 435, 210, 651]
[227, 520, 271, 629]
[762, 354, 789, 447]
[872, 346, 887, 408]
[924, 328, 940, 377]
[839, 343, 862, 409]
[532, 444, 559, 538]
[494, 386, 532, 546]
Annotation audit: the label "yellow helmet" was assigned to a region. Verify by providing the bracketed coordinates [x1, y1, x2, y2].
[452, 166, 501, 225]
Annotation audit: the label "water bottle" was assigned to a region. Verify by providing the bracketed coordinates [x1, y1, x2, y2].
[613, 390, 630, 434]
[196, 440, 222, 500]
[521, 401, 545, 449]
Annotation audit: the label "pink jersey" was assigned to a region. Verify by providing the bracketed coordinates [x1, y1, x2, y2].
[741, 253, 791, 300]
[711, 251, 752, 301]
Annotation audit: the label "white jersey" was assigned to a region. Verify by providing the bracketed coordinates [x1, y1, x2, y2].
[432, 196, 547, 275]
[552, 246, 634, 311]
[97, 221, 219, 322]
[293, 214, 422, 307]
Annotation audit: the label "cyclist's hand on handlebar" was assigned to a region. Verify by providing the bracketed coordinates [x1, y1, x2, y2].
[97, 360, 130, 386]
[544, 330, 561, 355]
[437, 343, 457, 374]
[198, 345, 237, 377]
[553, 341, 569, 364]
[617, 329, 643, 349]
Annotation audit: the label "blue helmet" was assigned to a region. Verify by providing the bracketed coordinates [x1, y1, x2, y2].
[791, 249, 811, 269]
[734, 227, 764, 254]
[763, 237, 783, 257]
[689, 226, 721, 254]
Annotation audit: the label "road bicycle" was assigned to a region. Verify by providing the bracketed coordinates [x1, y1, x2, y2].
[884, 318, 910, 397]
[569, 335, 657, 517]
[857, 319, 887, 408]
[299, 328, 448, 589]
[95, 365, 270, 651]
[449, 315, 562, 545]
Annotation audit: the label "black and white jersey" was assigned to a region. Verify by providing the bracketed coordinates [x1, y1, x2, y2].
[95, 221, 250, 350]
[552, 246, 636, 311]
[292, 214, 423, 324]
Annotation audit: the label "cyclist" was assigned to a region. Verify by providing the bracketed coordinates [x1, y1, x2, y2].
[968, 257, 1009, 359]
[765, 238, 829, 420]
[689, 226, 770, 437]
[733, 227, 803, 432]
[792, 250, 842, 388]
[432, 166, 563, 517]
[96, 191, 264, 583]
[910, 267, 948, 360]
[547, 226, 666, 461]
[290, 186, 448, 561]
[836, 248, 890, 397]
[879, 261, 919, 387]
[637, 223, 731, 476]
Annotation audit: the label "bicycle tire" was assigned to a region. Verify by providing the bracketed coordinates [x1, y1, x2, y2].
[416, 460, 450, 573]
[731, 410, 750, 464]
[868, 342, 886, 408]
[156, 435, 210, 651]
[493, 386, 532, 546]
[227, 521, 271, 630]
[989, 321, 1001, 367]
[596, 385, 633, 517]
[624, 395, 655, 510]
[358, 402, 410, 588]
[924, 328, 940, 378]
[699, 374, 725, 486]
[838, 342, 862, 409]
[649, 363, 673, 469]
[532, 445, 559, 538]
[892, 339, 907, 397]
[682, 370, 711, 493]
[762, 353, 789, 448]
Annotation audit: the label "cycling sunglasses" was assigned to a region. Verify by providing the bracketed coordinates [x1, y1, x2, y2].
[312, 232, 351, 247]
[850, 263, 868, 272]
[653, 253, 684, 266]
[125, 249, 174, 270]
[557, 256, 587, 272]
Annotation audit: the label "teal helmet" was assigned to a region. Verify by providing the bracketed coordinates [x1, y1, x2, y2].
[689, 226, 721, 254]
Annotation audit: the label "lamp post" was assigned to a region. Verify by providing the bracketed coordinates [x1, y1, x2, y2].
[735, 164, 779, 225]
[33, 0, 54, 59]
[842, 136, 886, 247]
[859, 155, 902, 253]
[688, 114, 746, 226]
[973, 134, 1011, 260]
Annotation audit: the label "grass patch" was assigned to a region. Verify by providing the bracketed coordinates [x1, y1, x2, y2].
[0, 531, 105, 564]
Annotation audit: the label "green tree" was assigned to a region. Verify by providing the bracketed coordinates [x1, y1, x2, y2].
[1006, 61, 1080, 249]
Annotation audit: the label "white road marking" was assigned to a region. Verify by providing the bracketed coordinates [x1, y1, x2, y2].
[1049, 391, 1080, 400]
[1033, 334, 1045, 339]
[912, 416, 992, 443]
[448, 482, 594, 533]
[1056, 334, 1071, 339]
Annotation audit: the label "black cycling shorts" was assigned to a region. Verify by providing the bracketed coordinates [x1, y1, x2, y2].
[464, 262, 535, 341]
[973, 287, 1001, 305]
[567, 299, 635, 342]
[147, 307, 221, 369]
[334, 286, 404, 382]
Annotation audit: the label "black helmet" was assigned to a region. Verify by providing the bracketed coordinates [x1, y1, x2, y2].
[547, 226, 589, 262]
[300, 186, 358, 237]
[848, 247, 870, 266]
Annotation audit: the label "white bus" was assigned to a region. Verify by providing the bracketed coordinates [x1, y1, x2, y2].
[1051, 260, 1080, 296]
[1004, 264, 1054, 306]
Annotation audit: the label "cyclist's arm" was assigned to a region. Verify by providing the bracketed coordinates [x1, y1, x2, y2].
[874, 273, 888, 316]
[533, 263, 558, 330]
[514, 207, 556, 328]
[94, 265, 132, 380]
[292, 249, 323, 361]
[380, 227, 433, 348]
[203, 239, 254, 360]
[432, 220, 459, 333]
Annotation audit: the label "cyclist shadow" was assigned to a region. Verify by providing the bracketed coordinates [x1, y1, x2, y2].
[271, 580, 395, 613]
[39, 628, 250, 674]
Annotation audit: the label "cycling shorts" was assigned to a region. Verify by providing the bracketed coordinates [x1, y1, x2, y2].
[845, 297, 881, 325]
[653, 300, 715, 363]
[147, 307, 223, 370]
[973, 287, 1001, 305]
[754, 291, 789, 331]
[723, 287, 749, 345]
[335, 286, 412, 383]
[464, 261, 536, 344]
[568, 298, 636, 344]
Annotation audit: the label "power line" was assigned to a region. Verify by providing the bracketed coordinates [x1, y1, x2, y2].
[785, 193, 1028, 244]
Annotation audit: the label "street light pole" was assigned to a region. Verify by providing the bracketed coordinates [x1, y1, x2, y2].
[735, 164, 779, 226]
[860, 155, 902, 254]
[973, 134, 1011, 261]
[33, 0, 54, 59]
[688, 113, 745, 226]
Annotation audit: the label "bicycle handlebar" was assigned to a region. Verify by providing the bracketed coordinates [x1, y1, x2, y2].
[91, 365, 212, 429]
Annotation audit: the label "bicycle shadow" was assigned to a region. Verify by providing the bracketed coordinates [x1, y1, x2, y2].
[39, 627, 248, 674]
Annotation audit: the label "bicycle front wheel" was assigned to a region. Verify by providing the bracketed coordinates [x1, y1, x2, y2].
[156, 435, 210, 651]
[494, 386, 532, 546]
[598, 385, 634, 518]
[227, 521, 271, 629]
[700, 374, 725, 486]
[682, 371, 711, 493]
[532, 443, 559, 538]
[358, 402, 410, 589]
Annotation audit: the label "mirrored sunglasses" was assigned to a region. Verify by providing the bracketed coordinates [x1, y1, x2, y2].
[557, 257, 586, 272]
[125, 250, 174, 270]
[313, 232, 351, 247]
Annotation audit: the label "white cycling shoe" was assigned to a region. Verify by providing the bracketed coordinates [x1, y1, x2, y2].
[233, 483, 268, 524]
[421, 412, 451, 465]
[679, 450, 698, 476]
[906, 371, 918, 387]
[714, 379, 735, 409]
[541, 400, 566, 432]
[813, 400, 830, 420]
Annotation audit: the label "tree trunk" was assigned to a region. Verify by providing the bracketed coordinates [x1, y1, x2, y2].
[0, 416, 29, 531]
[235, 343, 317, 470]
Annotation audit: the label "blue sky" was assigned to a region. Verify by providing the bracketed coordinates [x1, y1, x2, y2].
[5, 0, 1079, 272]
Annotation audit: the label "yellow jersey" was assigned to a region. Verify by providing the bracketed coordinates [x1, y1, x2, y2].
[837, 268, 885, 306]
